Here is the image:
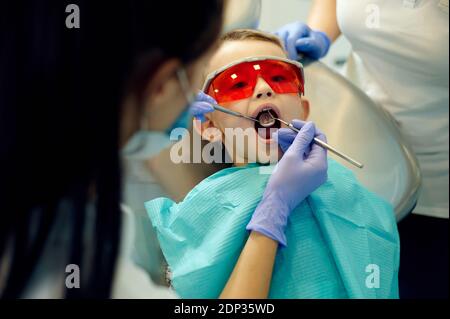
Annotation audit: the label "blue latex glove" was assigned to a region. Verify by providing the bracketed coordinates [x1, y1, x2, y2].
[246, 121, 328, 246]
[275, 22, 331, 61]
[189, 91, 215, 123]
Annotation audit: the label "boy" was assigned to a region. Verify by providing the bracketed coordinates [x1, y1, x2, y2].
[145, 30, 400, 299]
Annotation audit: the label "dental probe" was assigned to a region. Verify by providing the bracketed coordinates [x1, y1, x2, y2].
[211, 105, 364, 169]
[269, 114, 364, 169]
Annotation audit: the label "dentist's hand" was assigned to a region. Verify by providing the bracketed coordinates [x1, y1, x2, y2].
[246, 122, 328, 246]
[275, 22, 331, 61]
[276, 119, 327, 153]
[189, 91, 215, 122]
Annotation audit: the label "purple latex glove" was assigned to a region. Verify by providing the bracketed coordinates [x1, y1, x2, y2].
[275, 22, 331, 61]
[275, 119, 327, 154]
[189, 91, 215, 123]
[246, 121, 328, 246]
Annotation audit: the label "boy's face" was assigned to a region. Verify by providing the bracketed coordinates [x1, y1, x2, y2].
[201, 40, 309, 165]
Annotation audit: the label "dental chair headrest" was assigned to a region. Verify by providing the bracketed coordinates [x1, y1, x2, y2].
[222, 0, 262, 33]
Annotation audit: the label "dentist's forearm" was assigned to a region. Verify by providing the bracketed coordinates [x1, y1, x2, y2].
[220, 231, 278, 299]
[308, 0, 341, 42]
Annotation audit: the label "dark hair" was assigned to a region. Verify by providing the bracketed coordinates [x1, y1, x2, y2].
[0, 0, 224, 298]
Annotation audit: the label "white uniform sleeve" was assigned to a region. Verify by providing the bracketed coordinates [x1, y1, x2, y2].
[112, 257, 178, 299]
[112, 204, 178, 299]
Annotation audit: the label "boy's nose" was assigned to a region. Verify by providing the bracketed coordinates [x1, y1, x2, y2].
[253, 77, 274, 99]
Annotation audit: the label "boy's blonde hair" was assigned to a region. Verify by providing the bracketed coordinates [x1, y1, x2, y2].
[220, 29, 287, 54]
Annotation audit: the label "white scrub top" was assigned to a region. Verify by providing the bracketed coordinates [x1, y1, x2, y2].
[122, 131, 173, 283]
[336, 0, 449, 218]
[112, 205, 177, 298]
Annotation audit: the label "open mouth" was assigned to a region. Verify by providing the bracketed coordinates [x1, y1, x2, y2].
[254, 108, 281, 140]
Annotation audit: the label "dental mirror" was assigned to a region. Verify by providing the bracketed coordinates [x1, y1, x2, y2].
[258, 110, 277, 128]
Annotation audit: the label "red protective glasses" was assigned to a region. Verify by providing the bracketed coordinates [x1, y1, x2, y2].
[202, 56, 305, 104]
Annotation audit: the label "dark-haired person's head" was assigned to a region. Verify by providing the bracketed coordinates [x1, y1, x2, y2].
[0, 1, 224, 298]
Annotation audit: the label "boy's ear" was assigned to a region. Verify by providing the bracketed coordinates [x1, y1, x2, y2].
[301, 98, 310, 120]
[192, 115, 223, 143]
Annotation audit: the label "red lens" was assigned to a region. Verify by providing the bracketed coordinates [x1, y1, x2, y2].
[261, 60, 304, 95]
[208, 62, 256, 103]
[207, 59, 304, 104]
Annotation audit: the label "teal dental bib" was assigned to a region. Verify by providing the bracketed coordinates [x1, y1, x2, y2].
[145, 159, 400, 299]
